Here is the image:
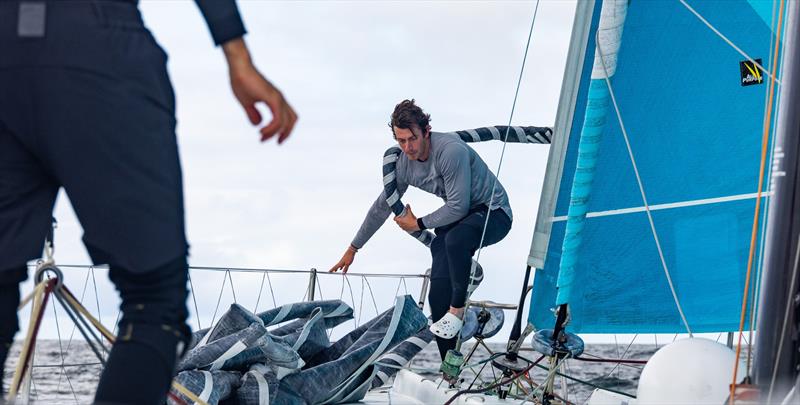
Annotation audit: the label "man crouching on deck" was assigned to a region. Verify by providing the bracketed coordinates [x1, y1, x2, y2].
[329, 99, 512, 360]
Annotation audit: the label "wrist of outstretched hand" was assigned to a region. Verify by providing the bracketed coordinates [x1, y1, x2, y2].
[223, 38, 253, 71]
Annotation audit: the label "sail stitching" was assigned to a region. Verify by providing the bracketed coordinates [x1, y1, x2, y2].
[596, 34, 693, 336]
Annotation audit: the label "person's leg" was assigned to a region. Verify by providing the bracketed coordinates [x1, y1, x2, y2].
[2, 3, 187, 403]
[0, 99, 59, 396]
[429, 228, 456, 360]
[0, 267, 27, 394]
[443, 208, 513, 313]
[428, 278, 456, 360]
[94, 255, 190, 405]
[443, 228, 482, 313]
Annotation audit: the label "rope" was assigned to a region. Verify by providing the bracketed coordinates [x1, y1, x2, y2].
[602, 334, 639, 379]
[444, 355, 546, 405]
[731, 0, 786, 401]
[678, 0, 778, 84]
[526, 360, 637, 399]
[573, 355, 647, 365]
[7, 279, 52, 401]
[749, 0, 784, 377]
[59, 286, 115, 342]
[596, 33, 693, 336]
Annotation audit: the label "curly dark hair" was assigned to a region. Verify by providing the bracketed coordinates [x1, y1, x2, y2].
[388, 99, 431, 137]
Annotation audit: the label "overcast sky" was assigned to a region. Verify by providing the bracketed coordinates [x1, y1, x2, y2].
[22, 1, 598, 343]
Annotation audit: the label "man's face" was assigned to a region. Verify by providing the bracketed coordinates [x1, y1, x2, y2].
[394, 125, 430, 161]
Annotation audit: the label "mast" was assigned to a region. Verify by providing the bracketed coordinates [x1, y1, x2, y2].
[754, 1, 800, 402]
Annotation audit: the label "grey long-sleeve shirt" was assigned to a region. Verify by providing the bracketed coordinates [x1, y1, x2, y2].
[351, 132, 512, 249]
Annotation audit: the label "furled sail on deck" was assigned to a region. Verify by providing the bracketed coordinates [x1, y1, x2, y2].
[528, 0, 782, 333]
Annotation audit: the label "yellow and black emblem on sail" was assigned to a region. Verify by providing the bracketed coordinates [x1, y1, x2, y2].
[740, 58, 764, 86]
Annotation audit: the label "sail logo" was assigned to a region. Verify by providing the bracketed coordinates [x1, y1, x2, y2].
[740, 59, 763, 86]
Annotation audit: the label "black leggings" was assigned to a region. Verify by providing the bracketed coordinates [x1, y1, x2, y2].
[0, 257, 189, 405]
[428, 207, 511, 360]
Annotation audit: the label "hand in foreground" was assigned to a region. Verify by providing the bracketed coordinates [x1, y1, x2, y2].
[394, 204, 420, 232]
[329, 245, 358, 273]
[223, 38, 297, 144]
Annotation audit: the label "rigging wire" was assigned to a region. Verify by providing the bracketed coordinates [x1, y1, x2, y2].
[750, 0, 790, 378]
[208, 270, 229, 329]
[596, 32, 693, 337]
[227, 270, 238, 303]
[474, 0, 541, 264]
[90, 267, 102, 345]
[731, 0, 787, 401]
[679, 0, 779, 84]
[49, 288, 80, 404]
[187, 271, 202, 330]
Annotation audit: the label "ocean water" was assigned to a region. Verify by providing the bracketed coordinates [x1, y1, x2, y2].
[3, 340, 654, 404]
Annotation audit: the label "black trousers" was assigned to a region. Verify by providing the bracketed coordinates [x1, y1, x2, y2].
[428, 206, 511, 360]
[0, 1, 190, 403]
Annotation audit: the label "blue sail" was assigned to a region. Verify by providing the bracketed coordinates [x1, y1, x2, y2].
[528, 0, 781, 333]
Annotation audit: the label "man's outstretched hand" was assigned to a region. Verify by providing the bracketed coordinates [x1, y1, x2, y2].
[329, 245, 358, 274]
[223, 38, 297, 144]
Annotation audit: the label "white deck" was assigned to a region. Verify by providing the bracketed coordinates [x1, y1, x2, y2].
[357, 369, 636, 405]
[357, 370, 535, 405]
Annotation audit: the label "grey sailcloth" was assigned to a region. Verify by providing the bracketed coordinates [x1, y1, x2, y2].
[269, 307, 331, 360]
[235, 363, 280, 405]
[168, 370, 242, 405]
[189, 299, 353, 351]
[258, 298, 354, 328]
[381, 125, 552, 248]
[274, 295, 429, 405]
[178, 305, 306, 377]
[189, 303, 263, 350]
[370, 327, 434, 389]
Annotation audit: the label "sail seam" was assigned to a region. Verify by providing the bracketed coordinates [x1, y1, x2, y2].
[550, 192, 774, 222]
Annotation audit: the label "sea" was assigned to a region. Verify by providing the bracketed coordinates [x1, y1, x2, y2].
[3, 340, 656, 404]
